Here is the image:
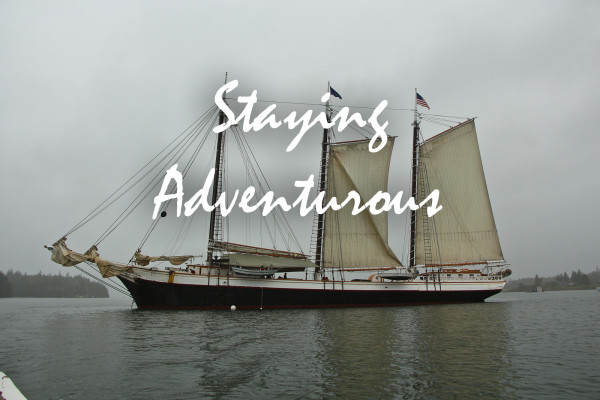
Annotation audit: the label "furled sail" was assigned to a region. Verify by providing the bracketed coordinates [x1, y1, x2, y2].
[49, 238, 95, 267]
[220, 253, 317, 271]
[322, 138, 402, 269]
[133, 251, 193, 266]
[48, 238, 133, 278]
[415, 120, 504, 265]
[211, 241, 307, 259]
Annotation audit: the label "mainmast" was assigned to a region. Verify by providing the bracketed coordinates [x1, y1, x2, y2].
[207, 73, 228, 266]
[409, 89, 419, 270]
[314, 82, 332, 277]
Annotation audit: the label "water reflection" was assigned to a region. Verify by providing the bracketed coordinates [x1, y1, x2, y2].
[316, 303, 512, 399]
[1, 298, 514, 399]
[408, 302, 512, 399]
[3, 293, 599, 399]
[316, 308, 404, 398]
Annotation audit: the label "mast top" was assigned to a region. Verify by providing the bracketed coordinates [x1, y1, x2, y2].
[413, 88, 420, 127]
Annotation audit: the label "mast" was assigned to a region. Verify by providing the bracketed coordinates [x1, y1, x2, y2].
[207, 73, 228, 265]
[314, 82, 331, 277]
[409, 88, 419, 270]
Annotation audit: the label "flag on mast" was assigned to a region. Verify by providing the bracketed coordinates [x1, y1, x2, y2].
[330, 86, 342, 99]
[416, 93, 430, 109]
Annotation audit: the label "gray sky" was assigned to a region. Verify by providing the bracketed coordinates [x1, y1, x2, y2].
[1, 0, 599, 279]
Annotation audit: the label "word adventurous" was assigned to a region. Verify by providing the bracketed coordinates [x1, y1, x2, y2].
[153, 166, 441, 219]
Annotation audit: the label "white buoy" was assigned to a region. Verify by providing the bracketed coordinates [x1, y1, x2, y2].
[230, 305, 236, 311]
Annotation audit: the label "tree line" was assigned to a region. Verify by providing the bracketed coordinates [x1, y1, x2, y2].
[505, 267, 600, 292]
[0, 270, 109, 298]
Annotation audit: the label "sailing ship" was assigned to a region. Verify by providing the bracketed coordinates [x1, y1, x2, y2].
[46, 80, 510, 309]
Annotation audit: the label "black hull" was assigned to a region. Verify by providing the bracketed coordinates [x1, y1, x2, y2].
[118, 277, 503, 310]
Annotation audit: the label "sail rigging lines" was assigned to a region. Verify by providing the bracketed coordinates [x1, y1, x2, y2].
[224, 96, 470, 119]
[135, 112, 219, 250]
[61, 105, 219, 240]
[75, 263, 131, 298]
[228, 125, 305, 254]
[97, 108, 219, 248]
[420, 114, 470, 128]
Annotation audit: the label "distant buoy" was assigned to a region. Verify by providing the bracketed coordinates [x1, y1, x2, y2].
[230, 305, 236, 311]
[160, 211, 167, 217]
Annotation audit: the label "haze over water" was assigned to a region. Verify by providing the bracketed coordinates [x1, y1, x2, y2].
[1, 290, 599, 399]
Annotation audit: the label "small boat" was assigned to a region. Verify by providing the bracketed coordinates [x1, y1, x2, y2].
[231, 266, 278, 278]
[1, 371, 27, 400]
[374, 271, 414, 281]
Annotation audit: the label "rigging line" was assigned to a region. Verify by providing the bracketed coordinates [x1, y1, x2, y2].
[223, 96, 416, 112]
[421, 117, 453, 128]
[329, 162, 345, 275]
[96, 121, 204, 245]
[164, 210, 196, 256]
[424, 169, 442, 265]
[223, 96, 470, 119]
[345, 123, 372, 140]
[233, 127, 304, 253]
[237, 129, 303, 252]
[420, 112, 471, 119]
[421, 119, 452, 128]
[420, 115, 465, 127]
[417, 143, 488, 261]
[329, 108, 394, 141]
[70, 107, 217, 242]
[141, 131, 208, 253]
[136, 114, 219, 250]
[64, 106, 218, 238]
[325, 108, 370, 141]
[422, 114, 465, 123]
[400, 155, 412, 266]
[229, 129, 278, 248]
[330, 105, 414, 112]
[75, 263, 132, 297]
[161, 159, 209, 255]
[233, 128, 292, 253]
[223, 131, 229, 244]
[97, 114, 216, 247]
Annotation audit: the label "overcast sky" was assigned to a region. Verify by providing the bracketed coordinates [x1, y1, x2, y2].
[1, 1, 599, 280]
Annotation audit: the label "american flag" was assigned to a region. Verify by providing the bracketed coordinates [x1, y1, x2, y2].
[416, 93, 430, 109]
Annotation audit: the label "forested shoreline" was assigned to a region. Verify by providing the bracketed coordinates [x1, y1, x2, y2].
[0, 270, 108, 298]
[504, 268, 600, 292]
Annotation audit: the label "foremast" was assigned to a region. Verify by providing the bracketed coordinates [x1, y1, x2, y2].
[207, 73, 228, 266]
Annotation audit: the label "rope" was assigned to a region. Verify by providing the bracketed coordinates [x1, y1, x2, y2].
[135, 112, 218, 250]
[96, 107, 218, 246]
[63, 106, 217, 238]
[75, 263, 132, 298]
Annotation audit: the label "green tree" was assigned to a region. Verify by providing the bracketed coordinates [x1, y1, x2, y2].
[0, 271, 13, 297]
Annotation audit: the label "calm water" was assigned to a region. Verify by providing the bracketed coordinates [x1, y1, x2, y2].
[1, 290, 599, 399]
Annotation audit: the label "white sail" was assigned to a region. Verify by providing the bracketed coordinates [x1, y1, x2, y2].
[415, 120, 503, 265]
[323, 138, 402, 269]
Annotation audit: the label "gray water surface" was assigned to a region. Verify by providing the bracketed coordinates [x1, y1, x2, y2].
[1, 291, 599, 399]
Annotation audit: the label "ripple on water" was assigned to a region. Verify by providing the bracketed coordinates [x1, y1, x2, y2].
[0, 291, 599, 399]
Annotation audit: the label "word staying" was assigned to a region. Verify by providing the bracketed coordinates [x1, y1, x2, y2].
[153, 165, 442, 219]
[214, 80, 390, 153]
